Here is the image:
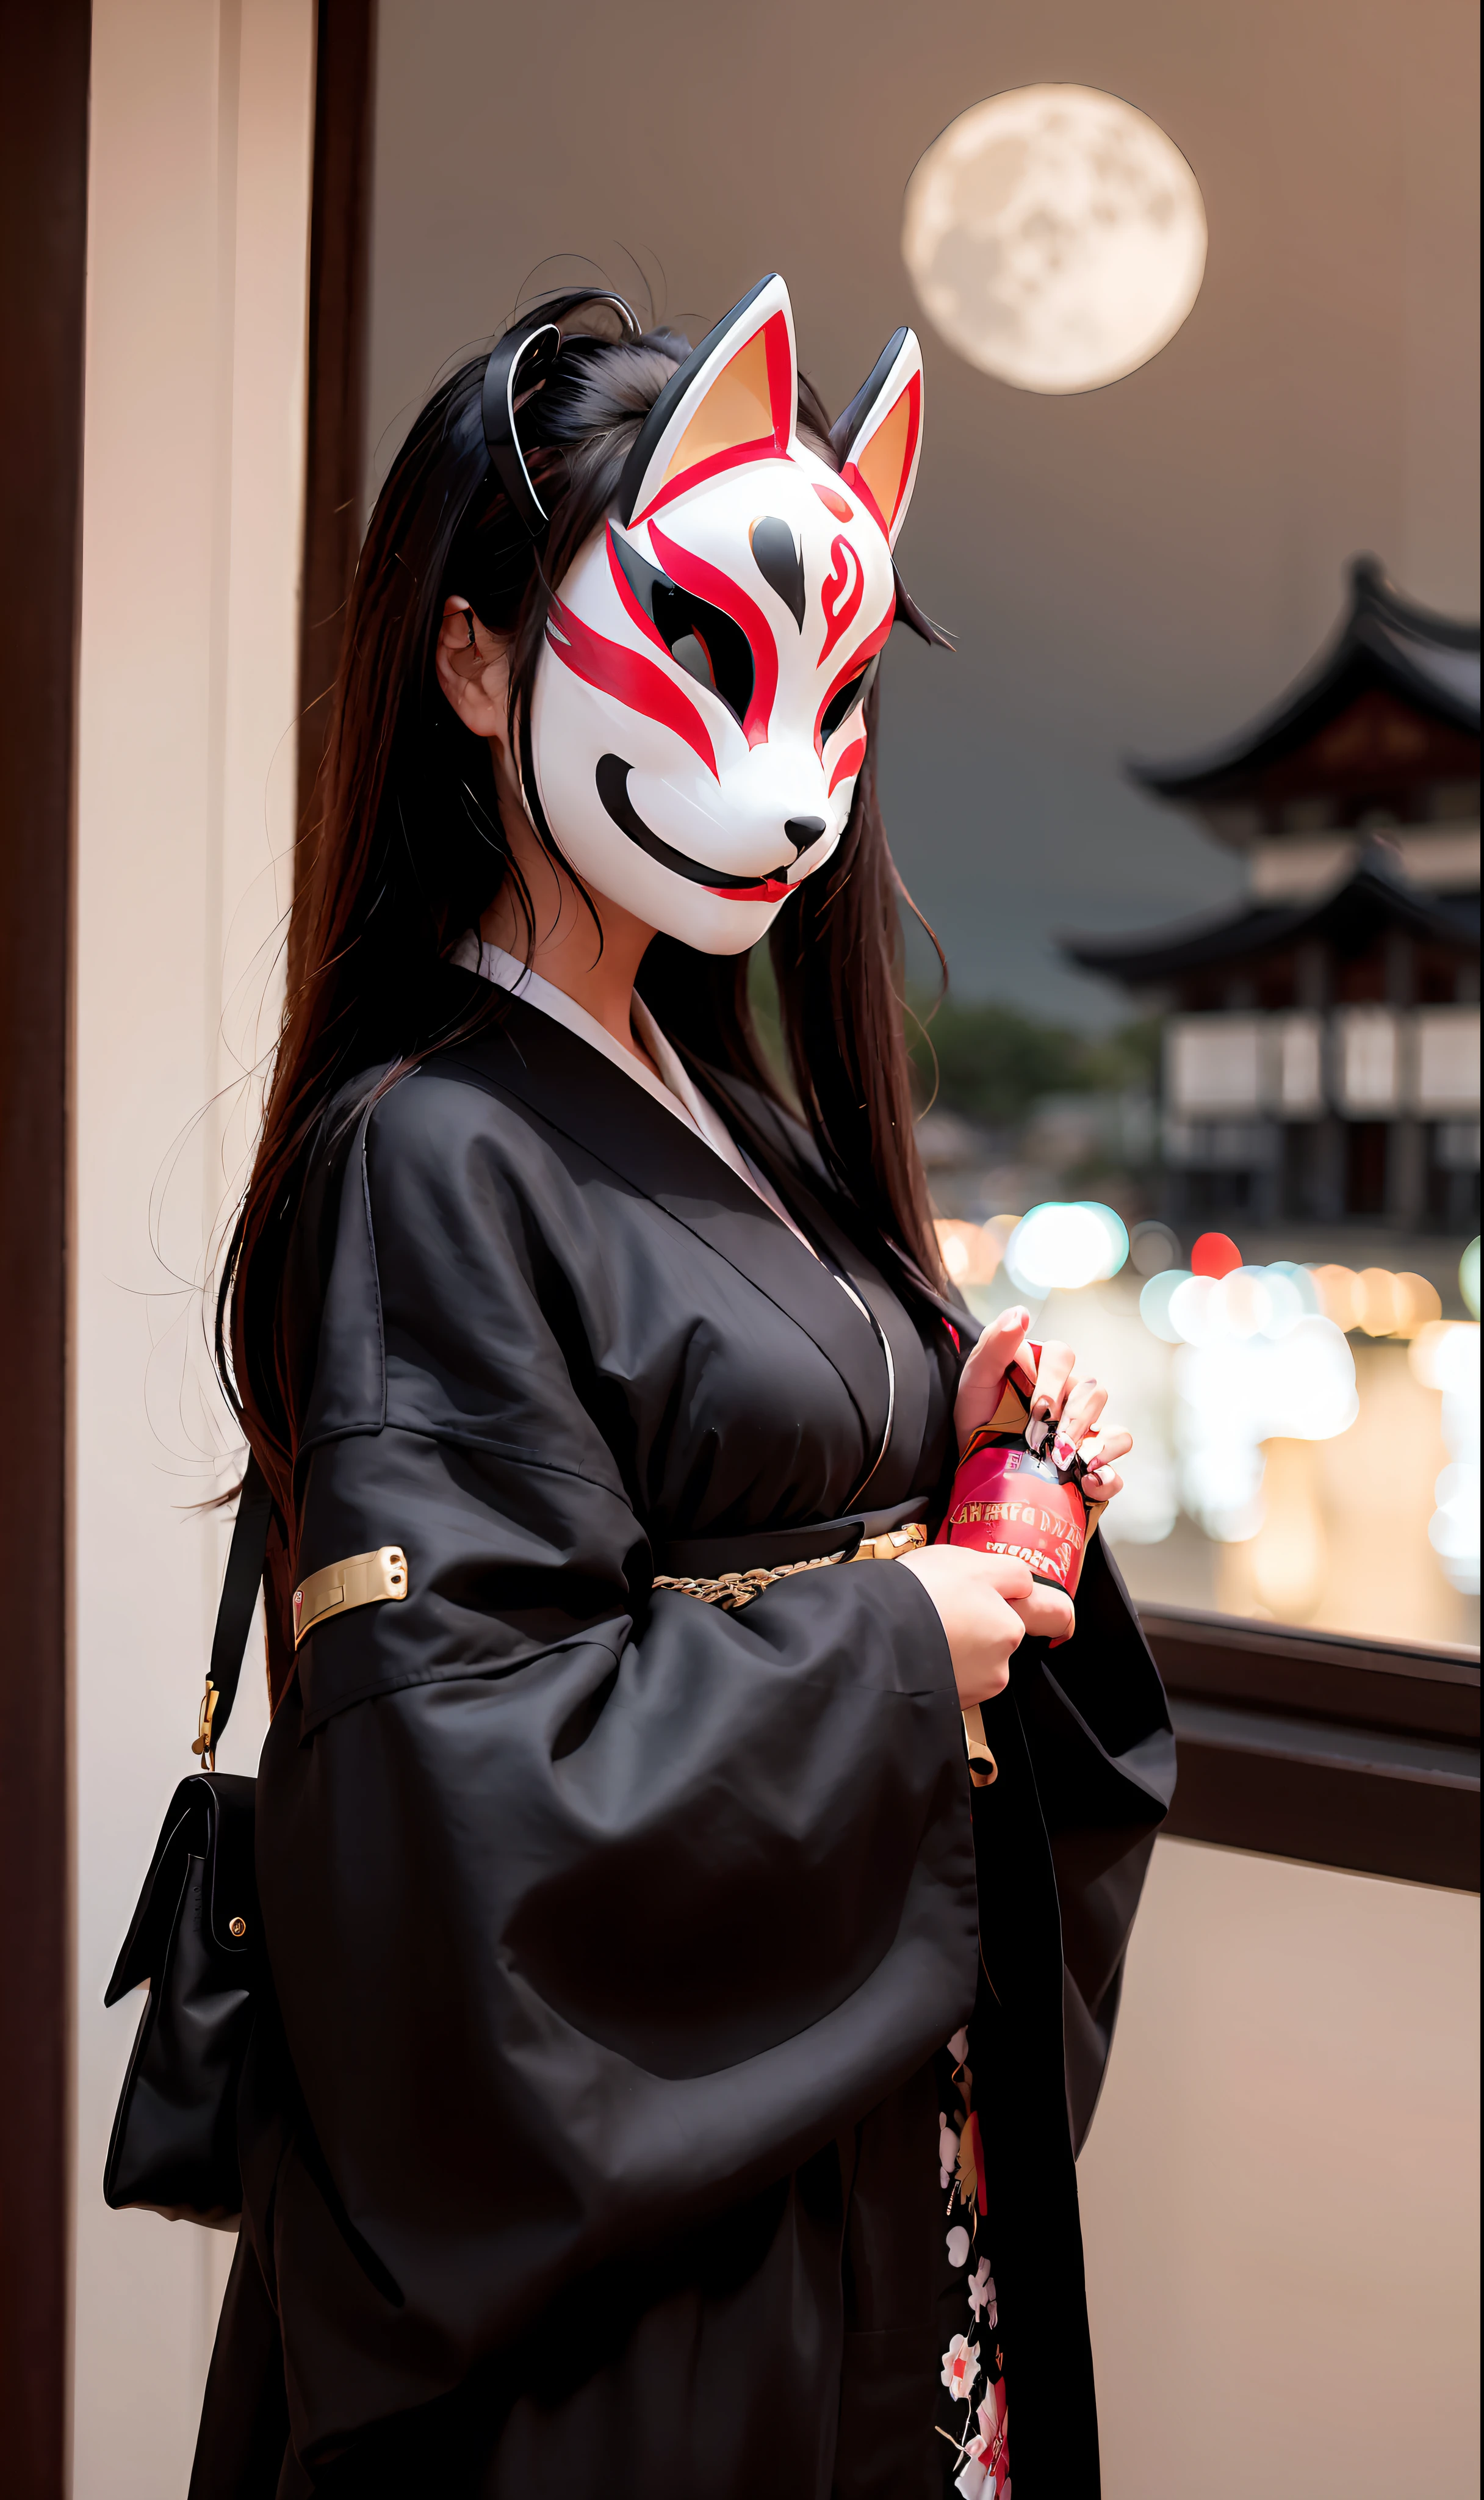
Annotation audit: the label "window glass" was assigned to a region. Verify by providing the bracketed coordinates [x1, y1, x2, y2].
[367, 0, 1480, 1654]
[942, 1209, 1480, 1649]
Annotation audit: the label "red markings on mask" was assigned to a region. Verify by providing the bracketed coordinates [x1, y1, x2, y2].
[828, 734, 867, 795]
[813, 607, 894, 759]
[819, 533, 865, 669]
[647, 521, 777, 748]
[839, 463, 888, 540]
[706, 875, 794, 902]
[813, 482, 853, 522]
[632, 310, 796, 526]
[843, 369, 922, 544]
[605, 526, 670, 661]
[545, 597, 718, 780]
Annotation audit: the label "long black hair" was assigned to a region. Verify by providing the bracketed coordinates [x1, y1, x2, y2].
[220, 289, 944, 1634]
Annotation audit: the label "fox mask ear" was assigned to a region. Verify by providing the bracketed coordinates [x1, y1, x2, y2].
[829, 327, 924, 549]
[618, 274, 798, 527]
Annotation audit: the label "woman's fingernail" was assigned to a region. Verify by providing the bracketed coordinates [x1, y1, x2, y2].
[1053, 1435, 1076, 1470]
[1026, 1418, 1051, 1452]
[1031, 1395, 1051, 1419]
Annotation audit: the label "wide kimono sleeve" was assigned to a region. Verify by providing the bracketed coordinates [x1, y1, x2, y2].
[245, 1072, 979, 2457]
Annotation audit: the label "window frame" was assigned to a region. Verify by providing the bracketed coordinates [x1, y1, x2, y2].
[1139, 1603, 1480, 1892]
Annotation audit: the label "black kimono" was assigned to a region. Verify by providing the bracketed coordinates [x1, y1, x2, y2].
[193, 984, 1173, 2499]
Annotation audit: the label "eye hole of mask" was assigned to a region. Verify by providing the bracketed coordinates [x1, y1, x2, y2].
[819, 653, 879, 746]
[668, 627, 718, 692]
[609, 529, 755, 728]
[652, 583, 755, 724]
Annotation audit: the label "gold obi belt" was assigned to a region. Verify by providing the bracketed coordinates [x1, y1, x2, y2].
[650, 1499, 929, 1613]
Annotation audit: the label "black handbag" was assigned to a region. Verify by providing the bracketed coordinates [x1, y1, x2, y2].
[103, 1459, 273, 2228]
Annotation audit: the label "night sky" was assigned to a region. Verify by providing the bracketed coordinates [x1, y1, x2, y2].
[364, 0, 1479, 1027]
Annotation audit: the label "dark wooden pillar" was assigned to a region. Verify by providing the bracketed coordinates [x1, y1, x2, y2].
[292, 0, 378, 992]
[0, 4, 91, 2491]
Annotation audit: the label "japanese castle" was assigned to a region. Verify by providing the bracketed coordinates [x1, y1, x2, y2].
[1065, 558, 1480, 1232]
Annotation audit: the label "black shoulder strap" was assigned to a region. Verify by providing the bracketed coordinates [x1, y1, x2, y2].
[206, 1455, 273, 1749]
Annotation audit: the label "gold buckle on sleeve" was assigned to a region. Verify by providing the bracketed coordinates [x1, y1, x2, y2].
[292, 1546, 408, 1650]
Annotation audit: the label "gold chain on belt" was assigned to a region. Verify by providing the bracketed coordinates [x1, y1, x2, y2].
[652, 1520, 927, 1612]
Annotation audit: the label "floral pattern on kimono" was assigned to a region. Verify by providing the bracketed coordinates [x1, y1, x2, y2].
[933, 2029, 1011, 2499]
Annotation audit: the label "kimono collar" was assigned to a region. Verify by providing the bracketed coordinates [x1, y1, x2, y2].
[433, 994, 893, 1461]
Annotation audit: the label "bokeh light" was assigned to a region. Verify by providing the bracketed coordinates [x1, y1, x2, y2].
[1410, 1321, 1480, 1396]
[1174, 1315, 1359, 1541]
[933, 1217, 1003, 1287]
[1005, 1201, 1128, 1294]
[1410, 1322, 1481, 1595]
[1191, 1230, 1242, 1279]
[1309, 1265, 1443, 1337]
[1130, 1220, 1180, 1277]
[1139, 1268, 1190, 1343]
[1134, 1255, 1358, 1545]
[1462, 1237, 1481, 1321]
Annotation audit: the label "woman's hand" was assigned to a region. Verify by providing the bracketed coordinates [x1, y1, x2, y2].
[899, 1545, 1074, 1708]
[952, 1305, 1133, 1505]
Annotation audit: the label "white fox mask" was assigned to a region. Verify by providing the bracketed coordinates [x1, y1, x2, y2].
[527, 274, 927, 954]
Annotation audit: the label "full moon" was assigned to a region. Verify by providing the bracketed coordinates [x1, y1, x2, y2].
[902, 86, 1208, 394]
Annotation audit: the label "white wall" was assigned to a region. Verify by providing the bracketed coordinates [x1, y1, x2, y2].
[1081, 1838, 1482, 2499]
[72, 3, 314, 2489]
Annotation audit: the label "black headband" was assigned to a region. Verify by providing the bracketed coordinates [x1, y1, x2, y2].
[481, 292, 643, 536]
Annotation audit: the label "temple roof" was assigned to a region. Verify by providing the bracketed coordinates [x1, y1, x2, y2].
[1128, 558, 1480, 814]
[1062, 847, 1480, 988]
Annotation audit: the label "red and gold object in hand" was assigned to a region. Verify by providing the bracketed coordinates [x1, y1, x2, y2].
[937, 1362, 1106, 1599]
[938, 1357, 1107, 1788]
[939, 1428, 1091, 1595]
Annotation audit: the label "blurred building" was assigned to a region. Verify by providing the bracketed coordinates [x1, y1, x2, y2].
[1065, 559, 1480, 1230]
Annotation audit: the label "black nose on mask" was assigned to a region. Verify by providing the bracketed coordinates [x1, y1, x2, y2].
[785, 816, 826, 856]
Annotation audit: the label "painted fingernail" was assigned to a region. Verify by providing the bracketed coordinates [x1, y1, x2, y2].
[1053, 1435, 1076, 1470]
[1031, 1396, 1051, 1419]
[1026, 1418, 1051, 1452]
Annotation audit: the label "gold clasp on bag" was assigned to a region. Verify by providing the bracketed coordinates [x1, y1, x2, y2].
[191, 1675, 220, 1772]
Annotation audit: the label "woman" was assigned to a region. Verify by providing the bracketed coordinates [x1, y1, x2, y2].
[195, 278, 1173, 2498]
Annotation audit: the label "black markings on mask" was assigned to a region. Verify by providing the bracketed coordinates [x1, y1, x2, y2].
[596, 756, 791, 891]
[749, 518, 805, 630]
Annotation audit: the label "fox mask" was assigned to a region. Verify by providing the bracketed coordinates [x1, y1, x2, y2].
[526, 274, 929, 954]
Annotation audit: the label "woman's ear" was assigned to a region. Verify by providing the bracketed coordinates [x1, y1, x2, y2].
[435, 597, 511, 748]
